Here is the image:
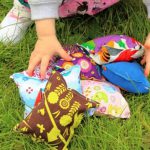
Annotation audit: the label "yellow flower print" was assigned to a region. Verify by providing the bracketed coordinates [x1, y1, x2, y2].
[62, 62, 74, 70]
[48, 92, 59, 104]
[72, 52, 83, 58]
[59, 115, 72, 127]
[91, 71, 95, 74]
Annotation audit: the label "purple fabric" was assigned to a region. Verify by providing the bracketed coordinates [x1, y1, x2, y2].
[94, 35, 143, 53]
[55, 47, 102, 80]
[80, 35, 144, 65]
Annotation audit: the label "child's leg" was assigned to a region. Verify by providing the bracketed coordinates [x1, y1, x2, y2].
[0, 0, 32, 44]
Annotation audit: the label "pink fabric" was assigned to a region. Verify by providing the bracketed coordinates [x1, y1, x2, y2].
[81, 80, 130, 118]
[59, 0, 120, 17]
[20, 0, 119, 17]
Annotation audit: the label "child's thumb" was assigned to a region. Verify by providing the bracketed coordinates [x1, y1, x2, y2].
[59, 48, 73, 61]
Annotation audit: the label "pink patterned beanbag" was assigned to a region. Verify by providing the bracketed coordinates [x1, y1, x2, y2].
[59, 0, 120, 17]
[81, 80, 130, 118]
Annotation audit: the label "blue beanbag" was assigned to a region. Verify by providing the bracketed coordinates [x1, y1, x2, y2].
[11, 72, 47, 108]
[101, 61, 150, 93]
[61, 65, 82, 93]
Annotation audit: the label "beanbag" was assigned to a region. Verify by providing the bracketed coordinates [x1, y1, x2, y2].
[101, 61, 150, 93]
[32, 61, 54, 80]
[81, 80, 130, 118]
[61, 65, 82, 93]
[11, 65, 82, 117]
[24, 89, 43, 118]
[11, 71, 47, 108]
[14, 71, 98, 150]
[80, 35, 144, 65]
[55, 47, 102, 80]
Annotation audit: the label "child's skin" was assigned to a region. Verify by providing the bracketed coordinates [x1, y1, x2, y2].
[27, 19, 72, 79]
[27, 18, 150, 79]
[141, 33, 150, 77]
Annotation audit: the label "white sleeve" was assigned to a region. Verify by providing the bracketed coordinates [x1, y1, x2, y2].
[143, 0, 150, 18]
[28, 0, 63, 20]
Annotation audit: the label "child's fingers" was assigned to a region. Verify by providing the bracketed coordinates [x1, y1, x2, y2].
[27, 56, 41, 76]
[140, 56, 146, 65]
[145, 33, 150, 46]
[58, 48, 72, 61]
[40, 55, 51, 79]
[144, 62, 150, 77]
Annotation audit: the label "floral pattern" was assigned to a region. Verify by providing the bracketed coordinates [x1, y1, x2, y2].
[55, 48, 102, 80]
[81, 80, 130, 118]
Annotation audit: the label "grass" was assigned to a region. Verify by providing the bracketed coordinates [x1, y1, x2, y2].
[0, 0, 150, 149]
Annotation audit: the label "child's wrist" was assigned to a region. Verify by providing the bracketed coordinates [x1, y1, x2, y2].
[38, 34, 57, 41]
[37, 29, 56, 38]
[35, 19, 56, 38]
[38, 33, 56, 39]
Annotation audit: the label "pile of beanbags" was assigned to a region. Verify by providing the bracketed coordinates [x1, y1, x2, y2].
[11, 34, 150, 150]
[80, 35, 150, 93]
[14, 71, 98, 150]
[11, 65, 82, 118]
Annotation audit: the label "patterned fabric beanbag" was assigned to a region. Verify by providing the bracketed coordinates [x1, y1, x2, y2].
[61, 65, 82, 94]
[80, 35, 144, 65]
[14, 71, 98, 150]
[11, 71, 47, 108]
[81, 80, 130, 118]
[11, 65, 82, 117]
[55, 47, 102, 80]
[101, 61, 150, 93]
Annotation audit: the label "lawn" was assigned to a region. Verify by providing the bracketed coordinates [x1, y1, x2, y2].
[0, 0, 150, 149]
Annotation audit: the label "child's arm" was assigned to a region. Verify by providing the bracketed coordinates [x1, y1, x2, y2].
[141, 33, 150, 77]
[27, 0, 72, 79]
[27, 19, 72, 79]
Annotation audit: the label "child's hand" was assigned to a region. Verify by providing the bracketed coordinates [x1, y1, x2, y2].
[26, 19, 72, 79]
[141, 33, 150, 77]
[27, 35, 72, 79]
